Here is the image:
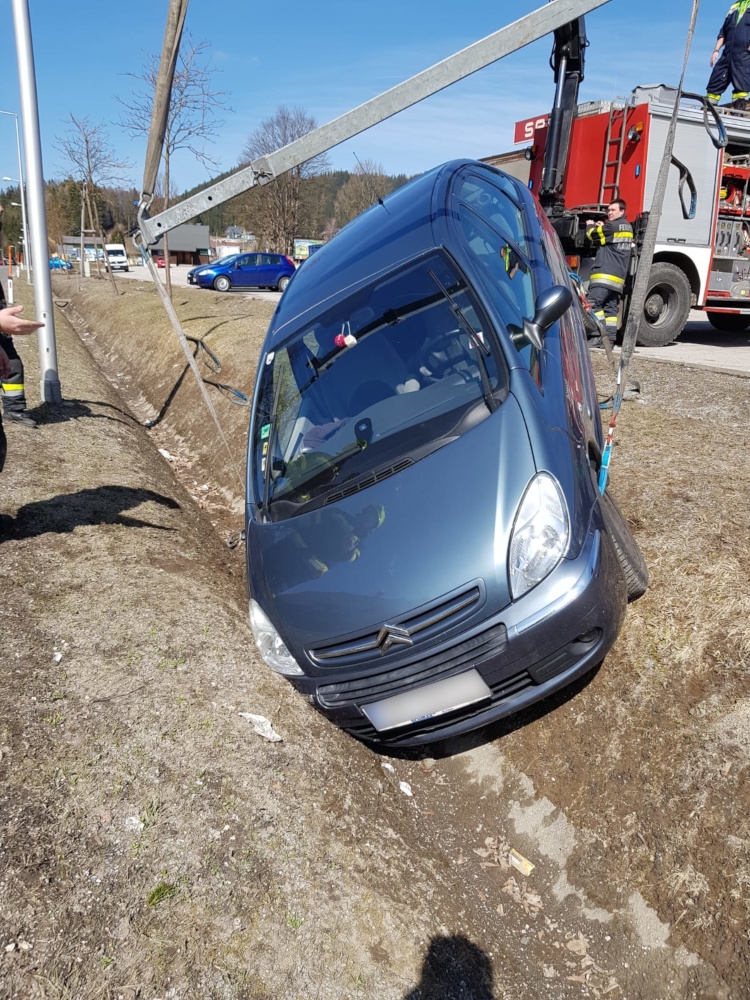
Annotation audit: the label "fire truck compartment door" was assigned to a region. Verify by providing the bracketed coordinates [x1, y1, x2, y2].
[645, 105, 721, 247]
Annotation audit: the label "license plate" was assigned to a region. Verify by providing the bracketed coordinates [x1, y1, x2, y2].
[362, 669, 491, 732]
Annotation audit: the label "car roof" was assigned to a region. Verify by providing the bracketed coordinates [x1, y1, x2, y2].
[266, 159, 532, 347]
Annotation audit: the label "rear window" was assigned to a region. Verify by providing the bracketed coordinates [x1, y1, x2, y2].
[251, 251, 507, 518]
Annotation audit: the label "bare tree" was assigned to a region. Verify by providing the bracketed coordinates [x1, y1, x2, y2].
[56, 114, 129, 190]
[242, 106, 330, 256]
[55, 115, 129, 289]
[117, 33, 229, 296]
[334, 158, 392, 227]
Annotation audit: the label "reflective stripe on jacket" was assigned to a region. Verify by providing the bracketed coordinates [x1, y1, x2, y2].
[586, 217, 633, 291]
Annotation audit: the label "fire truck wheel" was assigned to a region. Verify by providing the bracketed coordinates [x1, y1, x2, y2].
[599, 488, 649, 603]
[637, 262, 691, 347]
[706, 311, 750, 332]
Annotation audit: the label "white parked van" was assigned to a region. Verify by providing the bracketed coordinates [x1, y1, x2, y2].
[105, 244, 129, 272]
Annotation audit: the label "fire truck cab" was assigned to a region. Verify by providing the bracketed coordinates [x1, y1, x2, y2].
[524, 84, 750, 345]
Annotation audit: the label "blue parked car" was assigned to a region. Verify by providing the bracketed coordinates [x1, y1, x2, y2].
[244, 159, 647, 747]
[49, 257, 72, 270]
[187, 251, 295, 292]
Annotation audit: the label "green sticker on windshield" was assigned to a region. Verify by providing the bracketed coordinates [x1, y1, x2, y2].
[260, 423, 270, 440]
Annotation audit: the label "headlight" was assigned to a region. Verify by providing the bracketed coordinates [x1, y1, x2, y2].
[508, 473, 570, 599]
[248, 600, 304, 676]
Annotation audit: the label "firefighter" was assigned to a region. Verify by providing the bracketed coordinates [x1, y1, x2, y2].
[0, 304, 45, 473]
[707, 1, 750, 110]
[585, 199, 633, 347]
[0, 205, 36, 427]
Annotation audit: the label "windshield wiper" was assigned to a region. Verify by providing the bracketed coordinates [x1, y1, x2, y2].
[428, 270, 498, 413]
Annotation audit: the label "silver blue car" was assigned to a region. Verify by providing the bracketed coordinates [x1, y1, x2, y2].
[244, 159, 647, 747]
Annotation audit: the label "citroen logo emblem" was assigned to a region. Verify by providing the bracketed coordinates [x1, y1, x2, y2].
[376, 623, 413, 654]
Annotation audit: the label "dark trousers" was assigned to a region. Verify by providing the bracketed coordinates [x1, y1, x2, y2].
[586, 284, 621, 343]
[707, 48, 750, 100]
[0, 332, 26, 414]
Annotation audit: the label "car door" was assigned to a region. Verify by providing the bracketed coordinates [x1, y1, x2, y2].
[255, 253, 281, 287]
[233, 254, 260, 287]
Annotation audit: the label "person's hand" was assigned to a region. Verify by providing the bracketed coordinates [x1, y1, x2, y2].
[711, 47, 721, 67]
[0, 304, 44, 336]
[585, 219, 595, 226]
[0, 345, 9, 380]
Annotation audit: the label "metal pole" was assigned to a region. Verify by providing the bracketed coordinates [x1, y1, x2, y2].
[0, 111, 29, 282]
[11, 0, 61, 403]
[13, 114, 30, 283]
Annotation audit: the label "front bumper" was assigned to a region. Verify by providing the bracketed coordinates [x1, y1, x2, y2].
[295, 519, 626, 747]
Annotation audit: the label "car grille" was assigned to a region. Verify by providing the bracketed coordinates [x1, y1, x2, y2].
[308, 582, 485, 667]
[316, 620, 508, 709]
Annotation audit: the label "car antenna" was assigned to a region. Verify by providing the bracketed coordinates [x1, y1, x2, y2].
[353, 152, 390, 214]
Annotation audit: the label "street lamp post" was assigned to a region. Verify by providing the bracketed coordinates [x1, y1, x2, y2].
[0, 111, 30, 283]
[4, 179, 30, 283]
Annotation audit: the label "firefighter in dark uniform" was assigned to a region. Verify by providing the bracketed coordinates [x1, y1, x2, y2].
[0, 304, 44, 473]
[0, 204, 36, 427]
[707, 1, 750, 110]
[585, 199, 633, 347]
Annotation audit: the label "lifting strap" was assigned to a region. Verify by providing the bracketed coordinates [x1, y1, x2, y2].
[599, 0, 701, 494]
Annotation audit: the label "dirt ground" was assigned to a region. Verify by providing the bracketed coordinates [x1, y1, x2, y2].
[1, 273, 749, 999]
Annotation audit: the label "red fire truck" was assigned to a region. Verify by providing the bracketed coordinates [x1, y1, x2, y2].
[521, 20, 750, 347]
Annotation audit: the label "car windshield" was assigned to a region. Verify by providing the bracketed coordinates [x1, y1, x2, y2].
[251, 251, 506, 518]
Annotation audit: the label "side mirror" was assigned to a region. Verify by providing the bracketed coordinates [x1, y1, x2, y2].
[522, 285, 573, 350]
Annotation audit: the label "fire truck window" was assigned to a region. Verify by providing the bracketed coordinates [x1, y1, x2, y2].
[457, 205, 540, 378]
[456, 174, 529, 256]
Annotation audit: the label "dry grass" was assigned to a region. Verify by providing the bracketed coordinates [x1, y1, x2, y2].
[2, 276, 749, 998]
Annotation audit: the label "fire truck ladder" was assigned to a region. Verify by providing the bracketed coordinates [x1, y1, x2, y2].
[598, 98, 630, 204]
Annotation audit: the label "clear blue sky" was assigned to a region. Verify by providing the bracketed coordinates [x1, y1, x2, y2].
[0, 1, 725, 200]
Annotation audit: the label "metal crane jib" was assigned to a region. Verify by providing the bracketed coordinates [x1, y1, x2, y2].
[137, 0, 612, 246]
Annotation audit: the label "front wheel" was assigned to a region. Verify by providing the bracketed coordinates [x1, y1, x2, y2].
[213, 275, 231, 292]
[277, 275, 290, 292]
[599, 489, 648, 602]
[706, 311, 750, 332]
[637, 262, 691, 347]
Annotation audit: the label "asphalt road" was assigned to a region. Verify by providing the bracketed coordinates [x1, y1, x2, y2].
[632, 309, 750, 377]
[116, 261, 283, 303]
[51, 267, 750, 376]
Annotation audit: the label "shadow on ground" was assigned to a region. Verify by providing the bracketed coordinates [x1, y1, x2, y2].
[0, 485, 180, 541]
[27, 399, 136, 427]
[403, 936, 496, 999]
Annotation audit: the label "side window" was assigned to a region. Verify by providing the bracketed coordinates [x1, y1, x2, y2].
[457, 204, 542, 381]
[457, 173, 530, 255]
[458, 205, 536, 321]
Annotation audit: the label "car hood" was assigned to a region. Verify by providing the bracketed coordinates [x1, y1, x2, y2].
[246, 394, 536, 650]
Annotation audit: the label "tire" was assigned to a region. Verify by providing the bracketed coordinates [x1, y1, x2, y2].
[707, 311, 750, 332]
[277, 274, 290, 292]
[213, 275, 231, 292]
[599, 489, 649, 602]
[637, 262, 691, 347]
